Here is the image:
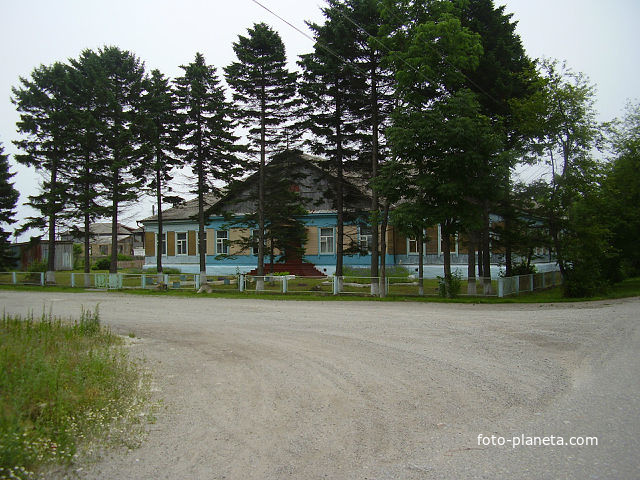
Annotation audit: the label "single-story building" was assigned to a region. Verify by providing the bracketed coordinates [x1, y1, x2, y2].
[140, 151, 554, 277]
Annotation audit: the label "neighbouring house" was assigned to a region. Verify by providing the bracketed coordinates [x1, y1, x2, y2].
[60, 223, 144, 259]
[9, 239, 74, 271]
[140, 151, 554, 277]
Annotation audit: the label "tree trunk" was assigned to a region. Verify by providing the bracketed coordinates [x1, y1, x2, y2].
[482, 201, 492, 295]
[83, 212, 91, 287]
[378, 201, 389, 298]
[370, 53, 379, 296]
[109, 170, 119, 274]
[335, 94, 344, 278]
[156, 162, 163, 274]
[477, 230, 484, 278]
[46, 163, 57, 283]
[418, 229, 424, 296]
[442, 231, 452, 298]
[505, 214, 512, 277]
[467, 232, 476, 295]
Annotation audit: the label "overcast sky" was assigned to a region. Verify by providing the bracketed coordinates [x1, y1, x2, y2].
[1, 0, 639, 239]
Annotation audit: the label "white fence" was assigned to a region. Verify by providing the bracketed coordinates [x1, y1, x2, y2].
[0, 271, 561, 298]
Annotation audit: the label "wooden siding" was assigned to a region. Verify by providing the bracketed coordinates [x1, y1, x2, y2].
[305, 227, 318, 255]
[167, 231, 176, 256]
[188, 231, 197, 256]
[230, 228, 250, 255]
[343, 225, 357, 249]
[394, 229, 407, 255]
[145, 232, 155, 256]
[206, 229, 216, 254]
[426, 226, 438, 254]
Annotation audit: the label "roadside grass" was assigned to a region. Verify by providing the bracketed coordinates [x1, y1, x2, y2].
[0, 277, 638, 304]
[0, 309, 151, 480]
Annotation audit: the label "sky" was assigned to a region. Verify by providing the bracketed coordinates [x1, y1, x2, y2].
[1, 0, 639, 240]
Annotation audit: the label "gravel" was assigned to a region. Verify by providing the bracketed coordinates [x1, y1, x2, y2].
[1, 291, 638, 479]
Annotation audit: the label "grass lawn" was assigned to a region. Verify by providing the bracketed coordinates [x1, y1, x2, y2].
[0, 310, 151, 479]
[1, 277, 639, 304]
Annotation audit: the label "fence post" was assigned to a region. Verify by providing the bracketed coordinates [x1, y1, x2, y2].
[12, 272, 16, 285]
[239, 274, 245, 292]
[194, 274, 200, 291]
[282, 276, 288, 294]
[541, 272, 546, 289]
[530, 274, 534, 292]
[40, 272, 45, 286]
[164, 274, 169, 286]
[333, 276, 340, 295]
[498, 277, 504, 298]
[71, 273, 75, 288]
[514, 275, 520, 295]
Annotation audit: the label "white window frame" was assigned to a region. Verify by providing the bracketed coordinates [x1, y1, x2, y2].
[358, 226, 372, 252]
[437, 225, 459, 255]
[176, 232, 188, 256]
[319, 227, 334, 255]
[407, 231, 426, 254]
[216, 230, 229, 255]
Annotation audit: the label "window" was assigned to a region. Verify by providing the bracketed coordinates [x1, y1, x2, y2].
[320, 227, 334, 254]
[176, 232, 187, 255]
[99, 245, 108, 255]
[408, 238, 418, 254]
[359, 226, 372, 251]
[216, 230, 228, 255]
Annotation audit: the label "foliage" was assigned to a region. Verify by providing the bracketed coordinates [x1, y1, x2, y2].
[437, 270, 462, 298]
[0, 309, 149, 479]
[27, 260, 47, 273]
[92, 257, 111, 270]
[0, 143, 19, 270]
[509, 261, 537, 276]
[174, 52, 242, 274]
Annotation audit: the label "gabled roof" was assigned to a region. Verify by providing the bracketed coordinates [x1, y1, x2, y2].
[62, 222, 135, 237]
[140, 151, 371, 224]
[141, 194, 219, 223]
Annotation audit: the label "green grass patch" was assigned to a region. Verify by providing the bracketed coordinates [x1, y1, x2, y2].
[0, 277, 639, 304]
[0, 309, 151, 479]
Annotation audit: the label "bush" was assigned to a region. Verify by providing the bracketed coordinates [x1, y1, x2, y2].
[437, 271, 462, 298]
[142, 267, 181, 275]
[27, 260, 47, 273]
[117, 254, 133, 261]
[510, 261, 537, 276]
[272, 271, 290, 276]
[91, 258, 111, 270]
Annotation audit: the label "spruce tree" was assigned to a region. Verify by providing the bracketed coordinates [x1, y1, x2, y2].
[12, 62, 74, 281]
[225, 23, 301, 280]
[0, 143, 19, 270]
[89, 47, 147, 274]
[139, 69, 183, 275]
[174, 53, 241, 281]
[299, 3, 368, 278]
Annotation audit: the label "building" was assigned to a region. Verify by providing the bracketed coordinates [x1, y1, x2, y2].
[9, 239, 74, 271]
[140, 151, 553, 277]
[60, 223, 144, 258]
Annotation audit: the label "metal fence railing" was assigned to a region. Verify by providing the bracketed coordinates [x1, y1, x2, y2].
[0, 270, 562, 297]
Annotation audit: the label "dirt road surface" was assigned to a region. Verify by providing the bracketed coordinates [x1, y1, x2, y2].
[1, 291, 638, 479]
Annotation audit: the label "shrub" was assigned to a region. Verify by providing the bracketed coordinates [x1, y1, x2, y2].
[272, 271, 290, 276]
[27, 260, 47, 272]
[437, 271, 462, 298]
[117, 254, 133, 261]
[92, 257, 111, 270]
[510, 261, 537, 276]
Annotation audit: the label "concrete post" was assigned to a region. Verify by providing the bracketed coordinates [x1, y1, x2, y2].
[71, 273, 75, 288]
[282, 276, 288, 294]
[498, 277, 504, 298]
[40, 272, 45, 286]
[239, 274, 245, 292]
[12, 272, 16, 285]
[530, 274, 534, 292]
[195, 274, 200, 291]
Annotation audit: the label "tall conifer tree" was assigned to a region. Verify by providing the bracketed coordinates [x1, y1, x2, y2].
[12, 62, 74, 281]
[139, 69, 183, 274]
[0, 143, 19, 270]
[174, 53, 241, 281]
[225, 23, 300, 280]
[299, 3, 367, 278]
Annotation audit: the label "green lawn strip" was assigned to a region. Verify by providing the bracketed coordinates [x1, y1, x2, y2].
[0, 310, 151, 480]
[0, 277, 639, 303]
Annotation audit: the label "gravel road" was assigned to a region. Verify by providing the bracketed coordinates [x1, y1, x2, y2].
[1, 291, 638, 479]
